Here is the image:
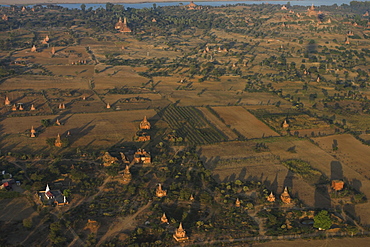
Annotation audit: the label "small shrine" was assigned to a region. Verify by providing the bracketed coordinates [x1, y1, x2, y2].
[189, 194, 194, 201]
[121, 165, 132, 184]
[139, 116, 151, 130]
[280, 187, 292, 204]
[134, 130, 150, 142]
[115, 17, 132, 33]
[235, 198, 241, 207]
[31, 45, 37, 52]
[101, 152, 118, 166]
[11, 104, 17, 111]
[267, 192, 276, 202]
[156, 183, 167, 197]
[30, 126, 36, 135]
[55, 134, 63, 147]
[106, 103, 111, 109]
[282, 119, 289, 128]
[120, 152, 130, 164]
[161, 213, 169, 224]
[58, 103, 66, 109]
[4, 96, 10, 106]
[133, 149, 151, 164]
[56, 119, 61, 126]
[30, 104, 36, 110]
[331, 180, 344, 191]
[2, 14, 8, 21]
[19, 104, 24, 111]
[173, 222, 189, 242]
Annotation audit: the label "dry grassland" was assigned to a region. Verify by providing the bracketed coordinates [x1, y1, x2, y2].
[0, 109, 158, 151]
[93, 66, 149, 89]
[200, 140, 329, 207]
[212, 106, 279, 139]
[254, 237, 370, 247]
[0, 75, 90, 90]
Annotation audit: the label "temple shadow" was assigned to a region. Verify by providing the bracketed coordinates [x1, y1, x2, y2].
[330, 160, 343, 180]
[314, 185, 331, 209]
[238, 167, 247, 181]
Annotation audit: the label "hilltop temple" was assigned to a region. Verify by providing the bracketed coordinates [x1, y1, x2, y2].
[115, 17, 132, 33]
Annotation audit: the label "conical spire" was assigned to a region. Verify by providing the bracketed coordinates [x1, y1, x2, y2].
[30, 104, 36, 110]
[106, 103, 111, 109]
[178, 222, 184, 231]
[4, 96, 10, 106]
[123, 17, 127, 25]
[46, 184, 50, 192]
[31, 126, 36, 134]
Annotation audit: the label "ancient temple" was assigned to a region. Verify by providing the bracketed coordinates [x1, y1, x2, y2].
[331, 180, 344, 191]
[235, 198, 241, 207]
[345, 37, 350, 45]
[2, 14, 8, 21]
[31, 45, 37, 52]
[30, 104, 36, 110]
[282, 119, 289, 128]
[19, 104, 24, 111]
[55, 134, 62, 147]
[58, 103, 66, 109]
[280, 187, 292, 204]
[115, 17, 132, 33]
[156, 183, 167, 197]
[11, 104, 17, 111]
[134, 130, 150, 142]
[139, 116, 151, 130]
[51, 47, 56, 55]
[56, 119, 61, 126]
[106, 103, 111, 109]
[189, 194, 194, 201]
[30, 125, 36, 137]
[120, 152, 130, 164]
[101, 152, 118, 166]
[307, 4, 317, 16]
[4, 96, 10, 106]
[133, 149, 151, 163]
[185, 1, 202, 10]
[267, 192, 276, 202]
[121, 165, 132, 184]
[161, 213, 169, 224]
[173, 222, 189, 242]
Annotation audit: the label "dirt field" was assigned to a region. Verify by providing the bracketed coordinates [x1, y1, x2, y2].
[200, 140, 330, 208]
[253, 237, 370, 247]
[197, 107, 238, 140]
[312, 134, 370, 225]
[212, 106, 279, 139]
[0, 109, 159, 151]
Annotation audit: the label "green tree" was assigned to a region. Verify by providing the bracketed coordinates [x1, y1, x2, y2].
[314, 210, 332, 230]
[80, 4, 86, 11]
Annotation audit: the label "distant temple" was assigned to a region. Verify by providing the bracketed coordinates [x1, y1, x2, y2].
[55, 134, 63, 147]
[173, 222, 189, 242]
[161, 212, 169, 224]
[4, 96, 10, 106]
[115, 17, 132, 33]
[133, 149, 151, 163]
[156, 183, 167, 197]
[235, 198, 241, 207]
[280, 187, 292, 204]
[331, 180, 344, 191]
[185, 1, 202, 10]
[267, 192, 276, 202]
[2, 14, 8, 21]
[101, 152, 118, 166]
[282, 119, 289, 128]
[31, 45, 37, 52]
[134, 130, 150, 142]
[121, 165, 132, 184]
[139, 116, 151, 130]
